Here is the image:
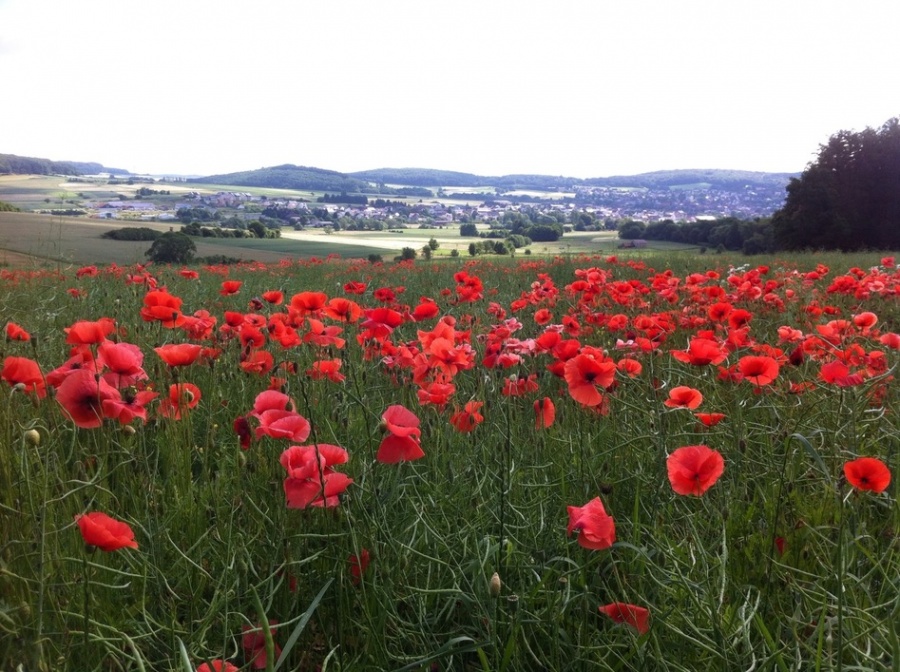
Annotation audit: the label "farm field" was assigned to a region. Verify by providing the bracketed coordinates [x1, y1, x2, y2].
[1, 249, 897, 670]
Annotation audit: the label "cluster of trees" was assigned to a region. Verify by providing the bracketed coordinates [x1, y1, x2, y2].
[317, 193, 368, 205]
[773, 117, 900, 250]
[101, 227, 161, 241]
[618, 217, 775, 254]
[181, 220, 280, 239]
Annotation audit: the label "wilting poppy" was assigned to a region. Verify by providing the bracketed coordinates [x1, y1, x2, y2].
[450, 400, 484, 433]
[75, 511, 138, 551]
[534, 397, 556, 429]
[598, 603, 650, 635]
[566, 497, 616, 551]
[843, 457, 891, 493]
[664, 386, 703, 410]
[667, 445, 725, 496]
[737, 355, 779, 386]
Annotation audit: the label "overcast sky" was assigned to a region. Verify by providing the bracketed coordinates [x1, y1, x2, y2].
[1, 0, 897, 178]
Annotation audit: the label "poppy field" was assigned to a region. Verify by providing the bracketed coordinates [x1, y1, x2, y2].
[1, 251, 898, 671]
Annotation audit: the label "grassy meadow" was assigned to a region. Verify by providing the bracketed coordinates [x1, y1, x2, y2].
[1, 248, 898, 671]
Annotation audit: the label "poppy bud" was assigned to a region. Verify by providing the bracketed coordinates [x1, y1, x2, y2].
[489, 572, 501, 597]
[24, 429, 41, 446]
[122, 425, 136, 437]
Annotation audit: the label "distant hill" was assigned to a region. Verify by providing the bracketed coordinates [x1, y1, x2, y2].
[0, 153, 130, 176]
[194, 164, 796, 194]
[189, 164, 368, 192]
[580, 169, 797, 192]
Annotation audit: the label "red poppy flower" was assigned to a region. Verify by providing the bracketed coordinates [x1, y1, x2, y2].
[281, 443, 353, 508]
[820, 361, 864, 387]
[343, 281, 367, 295]
[220, 280, 242, 295]
[261, 290, 284, 305]
[598, 603, 650, 635]
[5, 321, 30, 342]
[450, 400, 484, 433]
[567, 497, 616, 551]
[843, 457, 891, 493]
[411, 298, 440, 322]
[242, 621, 282, 671]
[255, 410, 311, 443]
[179, 269, 199, 280]
[737, 355, 779, 386]
[616, 358, 642, 378]
[349, 548, 371, 585]
[667, 445, 725, 496]
[64, 318, 116, 345]
[416, 381, 456, 409]
[140, 290, 185, 328]
[75, 511, 138, 551]
[534, 397, 556, 429]
[307, 358, 346, 383]
[694, 412, 726, 428]
[323, 298, 362, 323]
[664, 386, 703, 410]
[240, 350, 274, 375]
[157, 382, 201, 420]
[97, 341, 147, 388]
[671, 337, 727, 366]
[564, 352, 616, 406]
[196, 661, 238, 672]
[381, 404, 421, 439]
[154, 343, 203, 367]
[102, 389, 158, 425]
[56, 369, 120, 428]
[2, 356, 46, 398]
[289, 291, 327, 316]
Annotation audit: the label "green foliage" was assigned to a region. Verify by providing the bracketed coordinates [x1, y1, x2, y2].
[101, 227, 162, 241]
[773, 117, 900, 250]
[399, 246, 417, 261]
[618, 220, 647, 239]
[144, 231, 196, 264]
[0, 200, 21, 212]
[459, 222, 479, 237]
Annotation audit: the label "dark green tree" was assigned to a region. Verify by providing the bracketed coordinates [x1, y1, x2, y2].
[145, 232, 196, 264]
[773, 117, 900, 250]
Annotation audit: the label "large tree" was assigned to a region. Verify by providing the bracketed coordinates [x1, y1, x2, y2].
[773, 117, 900, 250]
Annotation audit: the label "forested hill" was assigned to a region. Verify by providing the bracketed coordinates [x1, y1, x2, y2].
[0, 153, 130, 176]
[194, 164, 796, 193]
[189, 164, 368, 192]
[353, 167, 795, 191]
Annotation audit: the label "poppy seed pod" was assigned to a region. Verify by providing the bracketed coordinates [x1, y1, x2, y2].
[489, 572, 502, 597]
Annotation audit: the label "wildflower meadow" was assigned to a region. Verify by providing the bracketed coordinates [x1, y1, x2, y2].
[1, 251, 897, 671]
